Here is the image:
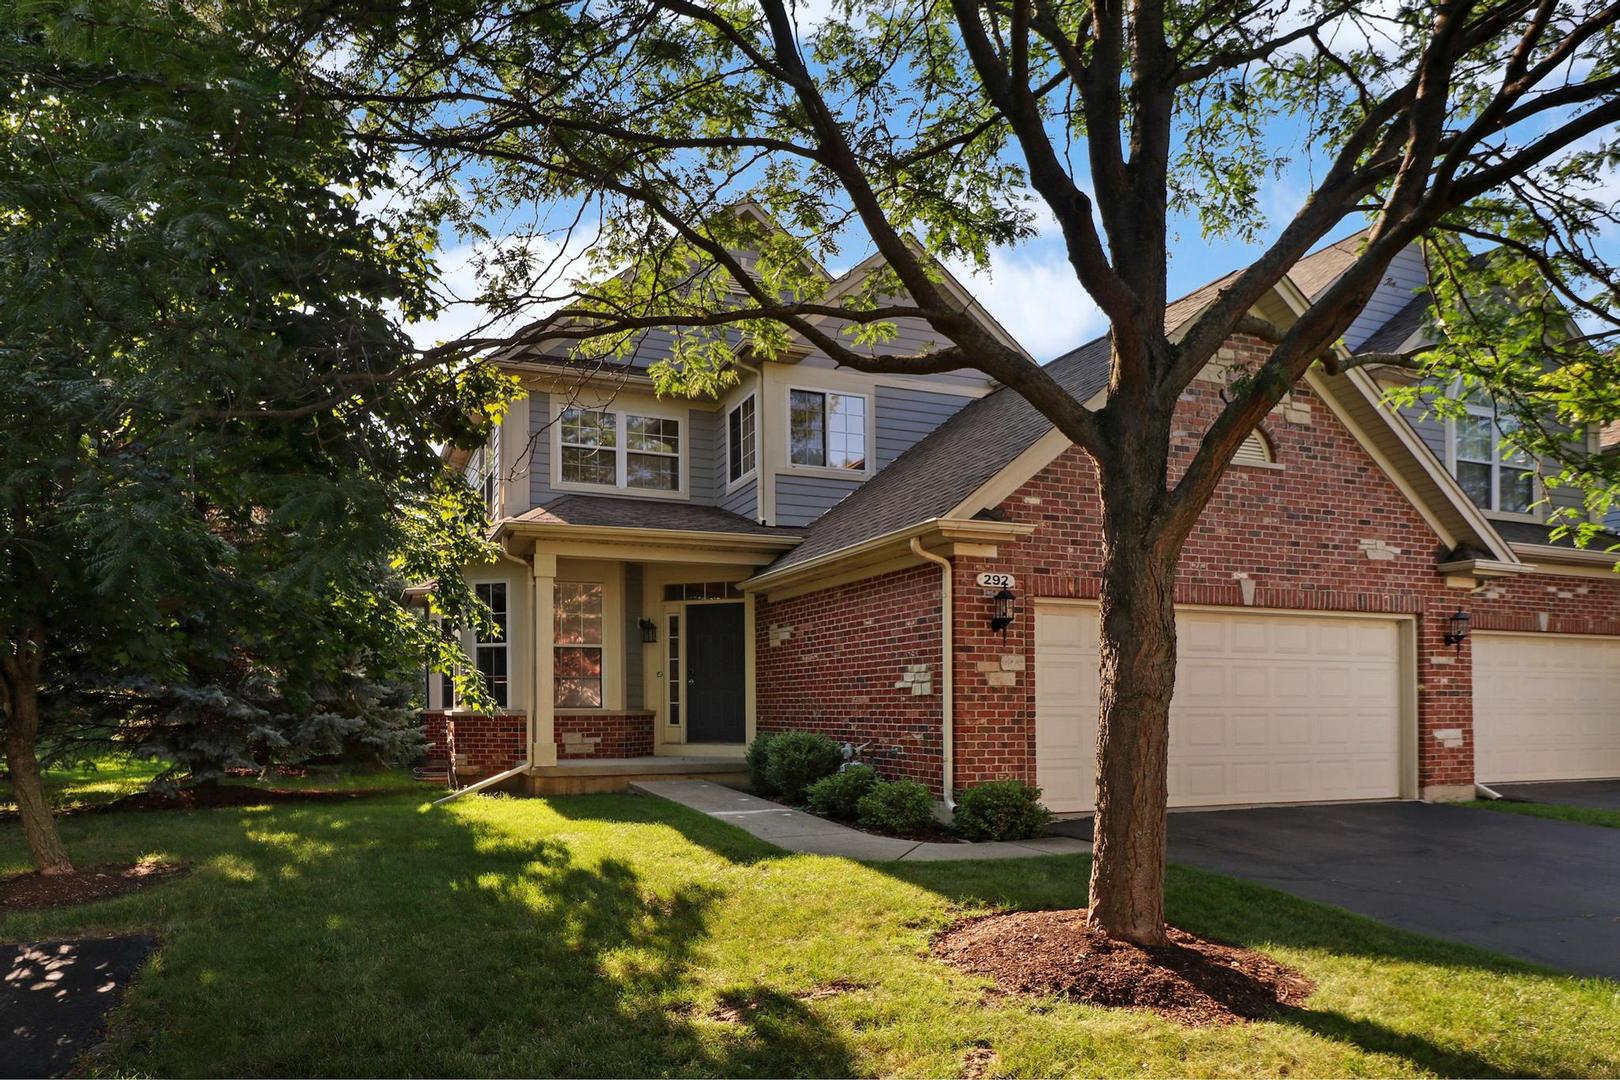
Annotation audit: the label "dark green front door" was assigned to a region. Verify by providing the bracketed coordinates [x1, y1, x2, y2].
[685, 602, 746, 743]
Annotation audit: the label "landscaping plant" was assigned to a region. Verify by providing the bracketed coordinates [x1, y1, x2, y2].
[806, 764, 879, 820]
[744, 733, 780, 796]
[762, 731, 844, 803]
[953, 780, 1053, 842]
[857, 779, 935, 835]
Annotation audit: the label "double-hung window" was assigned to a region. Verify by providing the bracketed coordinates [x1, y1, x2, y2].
[467, 428, 500, 516]
[474, 582, 509, 709]
[727, 395, 757, 484]
[1453, 406, 1535, 515]
[554, 582, 604, 708]
[789, 389, 868, 471]
[558, 406, 682, 493]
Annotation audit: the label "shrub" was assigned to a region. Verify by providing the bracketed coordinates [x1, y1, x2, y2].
[745, 733, 780, 795]
[952, 779, 1052, 841]
[763, 730, 844, 803]
[806, 765, 879, 819]
[857, 778, 935, 834]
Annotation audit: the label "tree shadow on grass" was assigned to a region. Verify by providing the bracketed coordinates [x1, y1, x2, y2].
[49, 793, 857, 1078]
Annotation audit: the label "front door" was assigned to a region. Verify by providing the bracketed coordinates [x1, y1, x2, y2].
[685, 602, 746, 743]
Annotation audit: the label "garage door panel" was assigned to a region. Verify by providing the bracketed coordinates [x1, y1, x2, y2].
[1036, 604, 1403, 813]
[1474, 633, 1620, 783]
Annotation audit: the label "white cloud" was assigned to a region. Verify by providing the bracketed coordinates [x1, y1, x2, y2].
[948, 247, 1106, 363]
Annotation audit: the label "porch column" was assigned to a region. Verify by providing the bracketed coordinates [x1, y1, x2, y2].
[532, 550, 558, 766]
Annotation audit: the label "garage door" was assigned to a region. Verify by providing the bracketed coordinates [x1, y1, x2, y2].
[1473, 633, 1620, 783]
[1035, 604, 1404, 813]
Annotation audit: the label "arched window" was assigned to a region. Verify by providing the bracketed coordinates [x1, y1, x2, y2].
[1232, 429, 1275, 466]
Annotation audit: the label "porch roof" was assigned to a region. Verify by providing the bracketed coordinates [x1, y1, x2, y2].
[511, 494, 799, 538]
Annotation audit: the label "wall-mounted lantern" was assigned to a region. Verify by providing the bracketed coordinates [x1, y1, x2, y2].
[1443, 609, 1471, 651]
[990, 588, 1016, 637]
[638, 617, 658, 644]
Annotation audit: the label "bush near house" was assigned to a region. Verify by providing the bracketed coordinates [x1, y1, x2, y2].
[762, 731, 843, 803]
[806, 764, 879, 819]
[953, 779, 1053, 841]
[744, 733, 780, 795]
[857, 778, 935, 834]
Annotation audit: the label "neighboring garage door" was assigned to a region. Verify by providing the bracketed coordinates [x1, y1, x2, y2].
[1035, 604, 1405, 813]
[1473, 633, 1620, 783]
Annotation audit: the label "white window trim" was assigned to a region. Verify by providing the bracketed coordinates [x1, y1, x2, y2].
[549, 400, 690, 500]
[1444, 404, 1542, 523]
[725, 393, 758, 492]
[784, 384, 875, 480]
[554, 579, 608, 710]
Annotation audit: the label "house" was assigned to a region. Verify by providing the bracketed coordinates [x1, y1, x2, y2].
[421, 226, 1620, 808]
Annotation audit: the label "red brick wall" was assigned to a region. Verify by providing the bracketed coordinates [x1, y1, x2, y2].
[757, 356, 1620, 801]
[420, 711, 526, 778]
[755, 565, 946, 790]
[555, 711, 654, 759]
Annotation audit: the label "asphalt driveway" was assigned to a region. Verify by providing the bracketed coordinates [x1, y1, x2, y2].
[1492, 778, 1620, 810]
[1053, 801, 1620, 979]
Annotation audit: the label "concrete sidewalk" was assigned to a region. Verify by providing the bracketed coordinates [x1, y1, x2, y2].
[631, 780, 1088, 861]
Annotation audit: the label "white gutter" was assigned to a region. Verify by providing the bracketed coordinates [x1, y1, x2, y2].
[433, 760, 530, 805]
[909, 538, 955, 811]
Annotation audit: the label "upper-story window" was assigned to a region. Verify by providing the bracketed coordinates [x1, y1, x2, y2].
[468, 426, 500, 515]
[557, 406, 682, 494]
[728, 395, 756, 484]
[1452, 405, 1534, 515]
[789, 388, 868, 472]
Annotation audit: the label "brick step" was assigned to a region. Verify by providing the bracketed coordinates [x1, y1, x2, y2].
[412, 759, 453, 785]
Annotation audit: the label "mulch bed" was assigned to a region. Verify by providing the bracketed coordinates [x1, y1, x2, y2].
[0, 862, 186, 915]
[933, 908, 1314, 1026]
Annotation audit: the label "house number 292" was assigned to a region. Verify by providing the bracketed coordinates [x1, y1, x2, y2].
[975, 572, 1016, 589]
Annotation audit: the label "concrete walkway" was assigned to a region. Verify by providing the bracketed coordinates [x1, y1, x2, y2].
[631, 780, 1089, 861]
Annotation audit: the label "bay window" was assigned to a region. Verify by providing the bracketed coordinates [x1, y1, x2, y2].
[554, 581, 605, 708]
[474, 582, 508, 709]
[727, 395, 756, 483]
[557, 406, 682, 493]
[789, 389, 868, 471]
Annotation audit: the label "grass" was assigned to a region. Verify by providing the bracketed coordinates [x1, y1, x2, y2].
[1464, 798, 1620, 829]
[2, 780, 1617, 1077]
[0, 756, 422, 815]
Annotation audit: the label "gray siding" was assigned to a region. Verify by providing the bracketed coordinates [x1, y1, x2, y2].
[719, 475, 759, 520]
[527, 391, 553, 507]
[1398, 402, 1448, 459]
[775, 473, 862, 527]
[687, 407, 719, 505]
[876, 385, 974, 468]
[1342, 245, 1429, 350]
[624, 563, 644, 710]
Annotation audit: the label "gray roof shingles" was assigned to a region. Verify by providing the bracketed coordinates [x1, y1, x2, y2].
[769, 335, 1113, 571]
[514, 494, 800, 539]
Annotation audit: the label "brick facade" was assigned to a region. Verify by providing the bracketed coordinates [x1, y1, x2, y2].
[555, 711, 655, 759]
[756, 362, 1620, 801]
[754, 565, 945, 789]
[420, 711, 526, 779]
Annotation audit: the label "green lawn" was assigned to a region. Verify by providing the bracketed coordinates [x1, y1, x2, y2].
[1464, 797, 1620, 829]
[2, 781, 1617, 1077]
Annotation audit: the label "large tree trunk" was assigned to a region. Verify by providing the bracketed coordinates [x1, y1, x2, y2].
[1086, 458, 1180, 945]
[2, 648, 74, 875]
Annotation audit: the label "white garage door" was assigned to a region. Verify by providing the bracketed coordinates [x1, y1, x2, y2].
[1035, 604, 1404, 813]
[1473, 633, 1620, 783]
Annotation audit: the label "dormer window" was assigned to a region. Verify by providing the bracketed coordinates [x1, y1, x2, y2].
[556, 405, 684, 495]
[1452, 406, 1534, 515]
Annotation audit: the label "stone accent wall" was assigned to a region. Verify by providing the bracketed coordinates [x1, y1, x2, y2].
[554, 711, 655, 759]
[755, 564, 945, 790]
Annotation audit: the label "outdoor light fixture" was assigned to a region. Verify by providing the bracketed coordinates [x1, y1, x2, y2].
[638, 617, 658, 644]
[990, 587, 1016, 637]
[1444, 608, 1471, 651]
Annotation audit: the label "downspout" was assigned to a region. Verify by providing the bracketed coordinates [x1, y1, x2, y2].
[433, 760, 530, 805]
[910, 538, 955, 811]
